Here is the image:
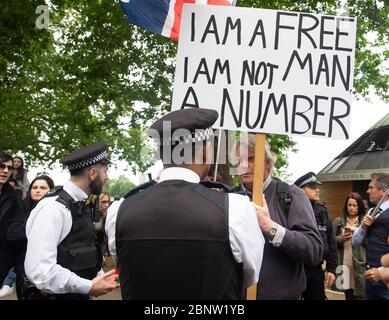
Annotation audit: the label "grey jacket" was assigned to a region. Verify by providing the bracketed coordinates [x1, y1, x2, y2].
[257, 179, 323, 299]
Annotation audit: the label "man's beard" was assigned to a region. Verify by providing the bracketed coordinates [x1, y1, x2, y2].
[90, 177, 103, 195]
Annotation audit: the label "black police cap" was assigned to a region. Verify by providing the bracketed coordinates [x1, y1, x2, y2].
[294, 172, 322, 188]
[61, 141, 112, 171]
[148, 108, 219, 146]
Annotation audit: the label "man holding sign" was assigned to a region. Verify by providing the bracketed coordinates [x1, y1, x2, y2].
[234, 135, 323, 299]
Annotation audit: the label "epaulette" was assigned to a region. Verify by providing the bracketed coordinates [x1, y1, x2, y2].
[42, 186, 76, 211]
[123, 179, 157, 199]
[42, 185, 95, 219]
[45, 185, 63, 196]
[199, 180, 233, 193]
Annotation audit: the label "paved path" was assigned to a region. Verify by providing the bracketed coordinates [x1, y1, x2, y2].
[1, 256, 345, 300]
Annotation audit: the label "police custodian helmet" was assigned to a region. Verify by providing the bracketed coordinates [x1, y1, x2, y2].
[61, 141, 112, 172]
[148, 108, 219, 146]
[294, 172, 322, 188]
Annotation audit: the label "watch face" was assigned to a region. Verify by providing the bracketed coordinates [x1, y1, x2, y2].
[270, 227, 277, 236]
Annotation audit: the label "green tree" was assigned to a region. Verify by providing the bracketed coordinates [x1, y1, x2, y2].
[103, 175, 135, 198]
[1, 0, 175, 172]
[1, 0, 387, 173]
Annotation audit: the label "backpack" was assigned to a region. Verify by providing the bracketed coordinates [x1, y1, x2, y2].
[273, 177, 293, 217]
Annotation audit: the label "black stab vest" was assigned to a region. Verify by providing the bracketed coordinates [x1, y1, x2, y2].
[116, 180, 243, 300]
[34, 188, 100, 300]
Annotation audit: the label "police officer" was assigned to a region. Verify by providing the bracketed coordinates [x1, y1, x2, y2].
[115, 108, 265, 300]
[24, 142, 119, 299]
[294, 172, 337, 300]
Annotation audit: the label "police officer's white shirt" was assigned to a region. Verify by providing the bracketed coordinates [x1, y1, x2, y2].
[105, 198, 124, 261]
[105, 167, 265, 288]
[25, 180, 97, 295]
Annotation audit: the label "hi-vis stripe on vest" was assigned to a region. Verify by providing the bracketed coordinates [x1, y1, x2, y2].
[120, 0, 236, 41]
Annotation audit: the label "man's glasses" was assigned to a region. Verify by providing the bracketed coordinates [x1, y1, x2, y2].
[0, 164, 14, 171]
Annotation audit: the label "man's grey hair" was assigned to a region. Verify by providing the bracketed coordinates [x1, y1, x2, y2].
[234, 134, 277, 171]
[371, 172, 389, 190]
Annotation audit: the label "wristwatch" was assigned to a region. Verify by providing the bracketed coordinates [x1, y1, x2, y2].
[269, 225, 278, 241]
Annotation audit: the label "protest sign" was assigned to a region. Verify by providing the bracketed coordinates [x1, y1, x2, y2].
[172, 5, 356, 299]
[172, 4, 356, 139]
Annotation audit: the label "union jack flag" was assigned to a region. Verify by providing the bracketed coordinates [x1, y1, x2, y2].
[120, 0, 237, 41]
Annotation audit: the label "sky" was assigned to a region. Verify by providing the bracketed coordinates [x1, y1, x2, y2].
[28, 95, 388, 187]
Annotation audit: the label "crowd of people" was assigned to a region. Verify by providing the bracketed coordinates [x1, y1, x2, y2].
[0, 108, 388, 300]
[0, 153, 113, 299]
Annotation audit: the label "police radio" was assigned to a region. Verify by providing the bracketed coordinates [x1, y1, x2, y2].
[85, 195, 100, 222]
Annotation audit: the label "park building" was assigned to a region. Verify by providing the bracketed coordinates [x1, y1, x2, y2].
[317, 113, 389, 219]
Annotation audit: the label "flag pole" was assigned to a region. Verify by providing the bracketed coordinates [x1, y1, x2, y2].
[246, 133, 266, 300]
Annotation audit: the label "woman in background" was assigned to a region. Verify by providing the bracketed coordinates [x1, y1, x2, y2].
[0, 175, 54, 299]
[98, 191, 111, 217]
[23, 175, 54, 217]
[18, 175, 54, 299]
[12, 156, 30, 200]
[333, 192, 367, 300]
[95, 191, 111, 259]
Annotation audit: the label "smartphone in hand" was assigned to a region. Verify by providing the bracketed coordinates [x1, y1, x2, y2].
[344, 227, 353, 233]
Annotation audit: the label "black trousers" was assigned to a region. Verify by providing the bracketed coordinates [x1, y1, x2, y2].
[302, 265, 326, 300]
[18, 274, 89, 300]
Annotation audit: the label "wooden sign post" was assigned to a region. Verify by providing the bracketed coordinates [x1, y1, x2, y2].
[246, 133, 266, 300]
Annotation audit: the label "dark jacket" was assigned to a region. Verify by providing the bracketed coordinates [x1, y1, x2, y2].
[311, 202, 337, 274]
[234, 179, 323, 299]
[0, 183, 26, 284]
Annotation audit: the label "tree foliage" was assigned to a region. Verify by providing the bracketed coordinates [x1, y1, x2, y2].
[103, 174, 135, 198]
[1, 0, 387, 173]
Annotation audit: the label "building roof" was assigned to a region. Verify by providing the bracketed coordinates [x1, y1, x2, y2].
[318, 113, 389, 182]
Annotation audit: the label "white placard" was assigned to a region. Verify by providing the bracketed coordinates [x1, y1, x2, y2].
[172, 4, 357, 139]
